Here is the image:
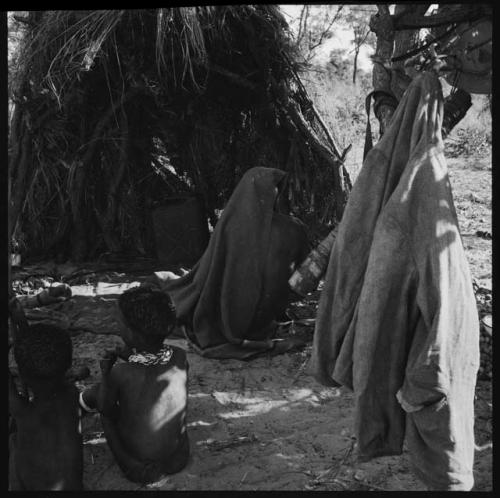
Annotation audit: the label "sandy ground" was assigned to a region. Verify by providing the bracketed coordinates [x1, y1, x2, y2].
[10, 155, 492, 491]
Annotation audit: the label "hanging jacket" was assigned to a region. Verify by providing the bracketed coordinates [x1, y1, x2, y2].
[310, 72, 480, 490]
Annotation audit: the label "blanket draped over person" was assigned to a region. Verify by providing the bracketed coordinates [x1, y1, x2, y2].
[152, 167, 309, 359]
[310, 72, 479, 491]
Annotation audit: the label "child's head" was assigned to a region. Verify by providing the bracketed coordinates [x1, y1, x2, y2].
[118, 286, 176, 349]
[14, 323, 72, 381]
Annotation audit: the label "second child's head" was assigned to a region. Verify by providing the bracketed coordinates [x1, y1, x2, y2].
[118, 286, 176, 351]
[14, 323, 72, 386]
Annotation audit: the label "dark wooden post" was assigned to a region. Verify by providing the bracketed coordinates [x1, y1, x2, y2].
[369, 5, 396, 136]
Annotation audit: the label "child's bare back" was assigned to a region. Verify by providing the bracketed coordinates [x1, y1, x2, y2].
[9, 323, 83, 490]
[10, 384, 83, 490]
[102, 347, 189, 468]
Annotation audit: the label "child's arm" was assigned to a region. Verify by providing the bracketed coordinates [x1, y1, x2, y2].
[100, 415, 152, 482]
[80, 357, 121, 417]
[96, 363, 121, 419]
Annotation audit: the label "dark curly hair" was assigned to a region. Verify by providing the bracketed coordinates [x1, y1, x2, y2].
[118, 286, 176, 339]
[14, 323, 72, 379]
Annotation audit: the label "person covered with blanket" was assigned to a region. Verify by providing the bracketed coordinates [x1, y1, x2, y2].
[80, 286, 189, 484]
[145, 166, 310, 359]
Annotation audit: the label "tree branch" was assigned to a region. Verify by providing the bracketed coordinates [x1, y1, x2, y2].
[287, 103, 336, 164]
[209, 63, 257, 91]
[392, 4, 491, 30]
[296, 6, 308, 47]
[285, 58, 344, 161]
[286, 102, 348, 220]
[308, 5, 344, 53]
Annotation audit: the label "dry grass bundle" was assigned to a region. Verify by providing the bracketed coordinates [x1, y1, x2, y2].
[9, 7, 349, 262]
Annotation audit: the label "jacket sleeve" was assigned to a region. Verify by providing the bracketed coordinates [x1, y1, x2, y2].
[398, 230, 479, 409]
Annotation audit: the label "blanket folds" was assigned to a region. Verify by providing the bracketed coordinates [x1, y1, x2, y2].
[155, 167, 308, 359]
[310, 72, 479, 490]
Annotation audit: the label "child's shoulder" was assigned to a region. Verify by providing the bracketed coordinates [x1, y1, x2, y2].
[111, 360, 136, 374]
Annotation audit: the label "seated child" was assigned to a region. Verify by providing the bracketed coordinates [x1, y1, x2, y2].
[9, 323, 83, 490]
[80, 286, 189, 484]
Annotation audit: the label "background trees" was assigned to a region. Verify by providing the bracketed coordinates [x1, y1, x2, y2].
[281, 4, 491, 179]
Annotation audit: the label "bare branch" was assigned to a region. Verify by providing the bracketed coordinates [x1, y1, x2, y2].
[308, 5, 344, 53]
[209, 63, 257, 90]
[286, 60, 343, 159]
[358, 28, 371, 47]
[296, 6, 307, 47]
[297, 5, 312, 49]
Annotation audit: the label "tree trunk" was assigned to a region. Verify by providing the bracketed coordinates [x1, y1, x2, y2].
[370, 5, 396, 136]
[391, 4, 429, 100]
[370, 4, 473, 142]
[353, 48, 359, 85]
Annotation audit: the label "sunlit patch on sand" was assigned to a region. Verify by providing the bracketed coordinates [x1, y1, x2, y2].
[211, 388, 330, 419]
[71, 281, 141, 296]
[84, 436, 107, 445]
[274, 452, 306, 461]
[187, 420, 217, 427]
[146, 476, 170, 488]
[83, 431, 107, 445]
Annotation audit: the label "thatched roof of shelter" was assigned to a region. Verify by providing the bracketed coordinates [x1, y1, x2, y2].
[9, 7, 350, 262]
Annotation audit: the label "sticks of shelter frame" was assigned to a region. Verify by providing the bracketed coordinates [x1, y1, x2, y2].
[8, 8, 351, 263]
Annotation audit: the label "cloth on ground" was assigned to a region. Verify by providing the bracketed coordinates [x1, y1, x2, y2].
[153, 167, 309, 359]
[310, 72, 479, 490]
